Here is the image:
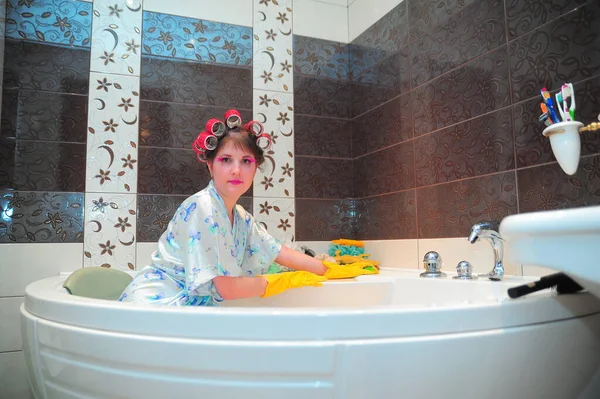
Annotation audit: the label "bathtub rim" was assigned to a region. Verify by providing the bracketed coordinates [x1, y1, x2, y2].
[22, 271, 600, 341]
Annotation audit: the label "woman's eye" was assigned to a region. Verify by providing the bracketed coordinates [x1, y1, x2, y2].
[219, 157, 230, 163]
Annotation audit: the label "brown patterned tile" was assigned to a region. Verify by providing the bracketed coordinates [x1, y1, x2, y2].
[294, 74, 353, 118]
[354, 140, 414, 198]
[293, 35, 350, 81]
[1, 89, 88, 142]
[351, 46, 410, 117]
[237, 196, 253, 214]
[295, 199, 356, 241]
[0, 139, 86, 191]
[353, 92, 413, 158]
[518, 155, 600, 213]
[3, 39, 90, 94]
[294, 115, 352, 158]
[409, 0, 502, 41]
[140, 56, 252, 108]
[413, 45, 510, 137]
[410, 0, 505, 87]
[509, 1, 600, 102]
[506, 0, 589, 40]
[417, 171, 518, 238]
[139, 101, 252, 149]
[137, 148, 212, 195]
[295, 157, 353, 199]
[0, 190, 84, 243]
[356, 190, 417, 240]
[415, 109, 515, 186]
[514, 76, 600, 168]
[136, 194, 187, 242]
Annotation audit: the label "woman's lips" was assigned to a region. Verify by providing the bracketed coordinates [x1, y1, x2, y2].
[228, 180, 243, 185]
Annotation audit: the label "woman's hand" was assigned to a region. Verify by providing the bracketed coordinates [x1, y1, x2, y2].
[260, 271, 326, 298]
[321, 261, 378, 279]
[274, 245, 327, 275]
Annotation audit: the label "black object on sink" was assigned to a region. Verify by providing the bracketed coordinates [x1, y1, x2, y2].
[508, 272, 584, 299]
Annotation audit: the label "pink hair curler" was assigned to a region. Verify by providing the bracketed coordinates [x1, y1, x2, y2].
[255, 133, 272, 151]
[244, 120, 264, 136]
[224, 109, 242, 129]
[193, 131, 218, 152]
[206, 118, 226, 137]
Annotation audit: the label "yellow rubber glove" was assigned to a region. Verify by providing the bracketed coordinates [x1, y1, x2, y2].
[260, 271, 327, 298]
[334, 254, 380, 268]
[322, 261, 379, 279]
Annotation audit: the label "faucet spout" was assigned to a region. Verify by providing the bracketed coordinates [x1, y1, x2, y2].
[468, 222, 504, 281]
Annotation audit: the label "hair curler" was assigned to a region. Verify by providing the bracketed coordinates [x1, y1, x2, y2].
[244, 120, 264, 136]
[255, 133, 272, 151]
[224, 109, 242, 128]
[206, 118, 226, 137]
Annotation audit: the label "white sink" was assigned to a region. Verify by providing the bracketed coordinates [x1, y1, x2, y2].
[500, 205, 600, 298]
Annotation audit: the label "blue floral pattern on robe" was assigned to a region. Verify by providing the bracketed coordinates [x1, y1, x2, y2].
[119, 180, 282, 306]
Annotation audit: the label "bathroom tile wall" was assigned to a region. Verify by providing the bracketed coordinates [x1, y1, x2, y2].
[350, 0, 600, 243]
[293, 34, 357, 241]
[0, 0, 92, 396]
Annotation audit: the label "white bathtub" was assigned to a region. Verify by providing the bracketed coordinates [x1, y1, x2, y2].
[21, 268, 600, 399]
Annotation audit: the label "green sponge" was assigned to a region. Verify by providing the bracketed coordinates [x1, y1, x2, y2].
[63, 267, 133, 300]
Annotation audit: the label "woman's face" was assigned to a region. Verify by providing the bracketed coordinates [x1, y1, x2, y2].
[207, 140, 258, 203]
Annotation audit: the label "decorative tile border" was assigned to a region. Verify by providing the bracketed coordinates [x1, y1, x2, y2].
[253, 197, 295, 244]
[91, 0, 143, 76]
[84, 192, 136, 270]
[253, 89, 294, 199]
[142, 11, 252, 66]
[0, 191, 84, 243]
[5, 0, 92, 47]
[85, 72, 140, 193]
[253, 0, 293, 92]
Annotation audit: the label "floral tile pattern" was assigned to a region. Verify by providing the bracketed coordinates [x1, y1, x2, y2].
[0, 190, 84, 243]
[356, 191, 416, 240]
[1, 89, 88, 142]
[136, 194, 187, 242]
[416, 171, 518, 239]
[352, 92, 413, 158]
[295, 199, 356, 241]
[294, 115, 352, 158]
[253, 89, 295, 199]
[142, 11, 252, 66]
[139, 101, 252, 149]
[518, 156, 600, 213]
[253, 197, 295, 244]
[505, 0, 589, 39]
[295, 157, 353, 199]
[5, 0, 92, 47]
[508, 0, 600, 102]
[294, 74, 353, 118]
[85, 72, 140, 193]
[3, 39, 90, 94]
[0, 139, 86, 192]
[84, 192, 137, 270]
[137, 148, 212, 195]
[412, 45, 510, 137]
[140, 56, 252, 108]
[253, 0, 293, 93]
[293, 35, 350, 81]
[90, 0, 143, 76]
[414, 109, 515, 187]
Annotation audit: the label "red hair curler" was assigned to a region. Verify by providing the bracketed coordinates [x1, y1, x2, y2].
[193, 131, 218, 153]
[224, 109, 242, 128]
[206, 118, 226, 137]
[244, 120, 264, 136]
[255, 133, 272, 151]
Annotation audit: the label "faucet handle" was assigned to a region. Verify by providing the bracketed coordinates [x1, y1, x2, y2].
[420, 251, 447, 278]
[453, 260, 478, 280]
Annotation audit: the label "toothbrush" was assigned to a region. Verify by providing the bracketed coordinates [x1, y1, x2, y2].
[541, 88, 560, 123]
[561, 83, 576, 121]
[555, 91, 567, 122]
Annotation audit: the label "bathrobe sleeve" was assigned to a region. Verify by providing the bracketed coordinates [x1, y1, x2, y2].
[240, 208, 283, 275]
[175, 197, 233, 300]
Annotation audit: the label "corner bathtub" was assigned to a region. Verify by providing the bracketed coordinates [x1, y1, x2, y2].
[21, 269, 600, 399]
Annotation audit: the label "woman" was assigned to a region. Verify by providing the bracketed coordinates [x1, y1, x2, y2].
[119, 111, 375, 306]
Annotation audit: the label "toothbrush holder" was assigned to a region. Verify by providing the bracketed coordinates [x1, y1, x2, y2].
[542, 121, 584, 175]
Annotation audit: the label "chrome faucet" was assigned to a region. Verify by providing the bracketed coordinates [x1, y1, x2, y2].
[468, 222, 504, 281]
